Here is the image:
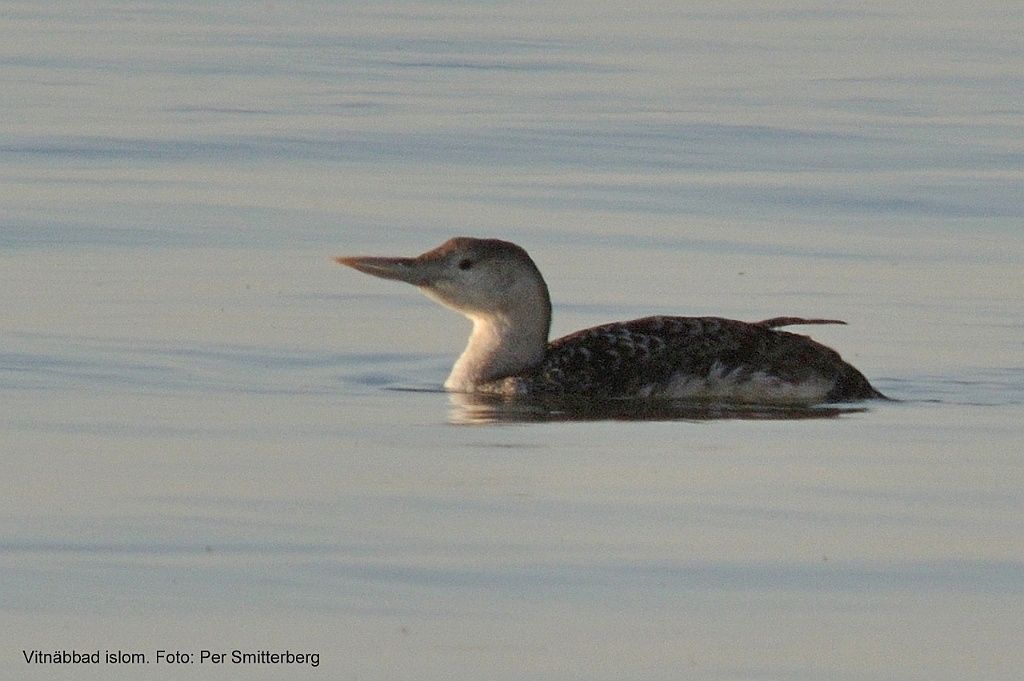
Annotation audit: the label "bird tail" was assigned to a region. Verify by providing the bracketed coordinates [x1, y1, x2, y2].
[755, 317, 848, 328]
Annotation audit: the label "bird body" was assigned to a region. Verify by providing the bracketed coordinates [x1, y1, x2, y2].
[336, 237, 885, 405]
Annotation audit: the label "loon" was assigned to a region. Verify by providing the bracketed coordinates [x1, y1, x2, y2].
[335, 237, 886, 405]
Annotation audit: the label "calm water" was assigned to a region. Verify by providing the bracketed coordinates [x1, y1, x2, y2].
[2, 1, 1023, 679]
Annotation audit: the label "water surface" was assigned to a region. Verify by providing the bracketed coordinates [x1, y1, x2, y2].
[2, 1, 1022, 679]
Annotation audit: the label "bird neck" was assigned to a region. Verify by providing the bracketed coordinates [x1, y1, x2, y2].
[444, 306, 550, 392]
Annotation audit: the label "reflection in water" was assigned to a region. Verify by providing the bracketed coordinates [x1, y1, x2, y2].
[445, 390, 865, 424]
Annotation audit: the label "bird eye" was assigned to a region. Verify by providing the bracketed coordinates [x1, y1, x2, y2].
[458, 258, 474, 271]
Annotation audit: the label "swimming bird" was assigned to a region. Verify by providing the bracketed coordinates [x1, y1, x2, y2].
[335, 237, 885, 405]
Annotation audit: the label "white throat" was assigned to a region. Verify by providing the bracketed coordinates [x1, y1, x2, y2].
[444, 311, 547, 391]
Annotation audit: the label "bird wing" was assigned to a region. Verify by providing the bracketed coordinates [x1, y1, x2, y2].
[530, 315, 862, 399]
